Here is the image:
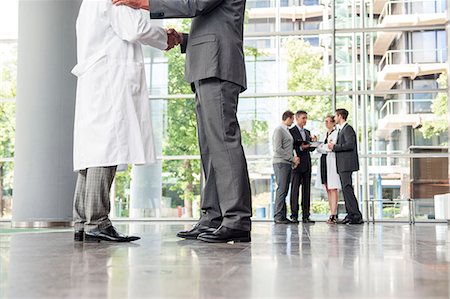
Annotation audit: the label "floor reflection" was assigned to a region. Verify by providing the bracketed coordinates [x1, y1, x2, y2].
[0, 222, 449, 298]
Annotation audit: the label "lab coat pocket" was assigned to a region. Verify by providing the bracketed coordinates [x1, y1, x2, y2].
[108, 61, 144, 99]
[71, 50, 107, 77]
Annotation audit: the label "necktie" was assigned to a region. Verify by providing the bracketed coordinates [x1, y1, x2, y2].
[300, 128, 306, 140]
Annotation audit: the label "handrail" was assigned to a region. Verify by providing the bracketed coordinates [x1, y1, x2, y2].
[379, 0, 447, 24]
[378, 48, 447, 71]
[379, 98, 434, 117]
[0, 98, 15, 103]
[246, 0, 324, 8]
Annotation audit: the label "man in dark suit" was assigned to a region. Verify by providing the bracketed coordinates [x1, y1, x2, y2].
[113, 0, 252, 243]
[328, 109, 363, 224]
[290, 110, 316, 224]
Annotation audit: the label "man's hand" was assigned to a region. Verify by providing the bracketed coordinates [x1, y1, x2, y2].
[112, 0, 149, 10]
[311, 135, 317, 142]
[293, 156, 300, 169]
[328, 142, 334, 150]
[166, 29, 183, 51]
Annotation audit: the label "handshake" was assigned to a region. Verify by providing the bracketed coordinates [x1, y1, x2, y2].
[111, 0, 183, 51]
[166, 28, 183, 51]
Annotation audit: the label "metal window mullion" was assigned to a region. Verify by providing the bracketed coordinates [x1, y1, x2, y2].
[156, 153, 450, 160]
[0, 98, 16, 103]
[149, 88, 448, 100]
[243, 24, 448, 38]
[447, 1, 450, 194]
[360, 0, 371, 223]
[331, 0, 336, 111]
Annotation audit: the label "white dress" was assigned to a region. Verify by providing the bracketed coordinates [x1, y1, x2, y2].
[71, 0, 168, 170]
[315, 130, 341, 190]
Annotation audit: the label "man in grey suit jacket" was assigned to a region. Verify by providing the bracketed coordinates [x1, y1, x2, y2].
[113, 0, 252, 242]
[328, 109, 363, 224]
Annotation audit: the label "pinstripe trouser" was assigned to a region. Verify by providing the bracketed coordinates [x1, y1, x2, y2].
[193, 78, 252, 231]
[73, 166, 117, 232]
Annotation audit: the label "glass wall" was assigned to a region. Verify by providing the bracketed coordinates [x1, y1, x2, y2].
[130, 0, 449, 222]
[0, 0, 18, 219]
[0, 0, 448, 221]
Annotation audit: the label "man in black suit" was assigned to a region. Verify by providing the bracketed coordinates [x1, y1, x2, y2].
[328, 108, 363, 224]
[290, 110, 316, 224]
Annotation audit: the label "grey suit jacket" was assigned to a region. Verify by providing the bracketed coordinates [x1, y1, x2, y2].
[149, 0, 247, 91]
[272, 125, 294, 165]
[333, 123, 360, 173]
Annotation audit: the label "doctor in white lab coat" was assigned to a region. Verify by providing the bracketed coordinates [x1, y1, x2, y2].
[71, 0, 179, 242]
[315, 115, 341, 224]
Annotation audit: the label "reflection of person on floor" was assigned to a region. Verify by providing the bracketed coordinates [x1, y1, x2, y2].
[328, 109, 363, 225]
[315, 115, 341, 224]
[272, 111, 300, 224]
[72, 0, 180, 242]
[178, 241, 252, 298]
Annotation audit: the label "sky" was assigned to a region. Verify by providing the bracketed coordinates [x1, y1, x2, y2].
[0, 0, 18, 40]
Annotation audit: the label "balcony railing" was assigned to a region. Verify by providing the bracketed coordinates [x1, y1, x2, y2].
[379, 98, 434, 118]
[378, 48, 447, 72]
[379, 0, 447, 25]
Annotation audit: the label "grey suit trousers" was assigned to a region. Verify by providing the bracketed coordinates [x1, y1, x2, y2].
[194, 78, 252, 231]
[73, 166, 117, 232]
[339, 171, 362, 220]
[273, 163, 291, 221]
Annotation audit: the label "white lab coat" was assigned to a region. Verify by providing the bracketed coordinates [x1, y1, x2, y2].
[315, 130, 341, 190]
[71, 0, 167, 171]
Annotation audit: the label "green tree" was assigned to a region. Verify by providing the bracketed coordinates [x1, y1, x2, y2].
[0, 44, 17, 217]
[162, 19, 200, 217]
[286, 38, 333, 121]
[420, 73, 449, 143]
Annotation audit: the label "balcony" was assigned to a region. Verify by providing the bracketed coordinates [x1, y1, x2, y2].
[375, 48, 448, 91]
[373, 0, 389, 14]
[376, 99, 435, 138]
[373, 0, 447, 56]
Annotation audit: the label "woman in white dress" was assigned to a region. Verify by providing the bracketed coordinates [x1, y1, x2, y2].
[315, 115, 341, 224]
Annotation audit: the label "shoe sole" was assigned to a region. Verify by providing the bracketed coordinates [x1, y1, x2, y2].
[84, 235, 140, 243]
[176, 234, 200, 240]
[348, 221, 364, 225]
[197, 236, 251, 243]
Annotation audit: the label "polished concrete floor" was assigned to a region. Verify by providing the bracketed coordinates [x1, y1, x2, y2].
[1, 222, 450, 299]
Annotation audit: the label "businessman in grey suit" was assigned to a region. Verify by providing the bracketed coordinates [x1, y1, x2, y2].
[328, 109, 363, 224]
[113, 0, 252, 242]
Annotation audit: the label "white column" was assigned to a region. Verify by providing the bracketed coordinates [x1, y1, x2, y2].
[12, 0, 81, 227]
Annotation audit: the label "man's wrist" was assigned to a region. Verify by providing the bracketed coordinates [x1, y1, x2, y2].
[141, 0, 150, 10]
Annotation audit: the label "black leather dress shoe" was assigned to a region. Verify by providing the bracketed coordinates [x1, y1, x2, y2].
[290, 218, 300, 224]
[176, 224, 217, 239]
[302, 218, 315, 224]
[337, 218, 351, 224]
[74, 231, 84, 242]
[84, 226, 140, 242]
[274, 219, 294, 224]
[349, 218, 364, 224]
[197, 226, 251, 243]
